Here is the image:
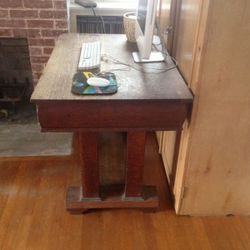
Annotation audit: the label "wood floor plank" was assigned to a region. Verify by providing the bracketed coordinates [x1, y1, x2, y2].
[0, 133, 249, 250]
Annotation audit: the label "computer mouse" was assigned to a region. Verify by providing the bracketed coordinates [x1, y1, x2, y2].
[87, 77, 110, 87]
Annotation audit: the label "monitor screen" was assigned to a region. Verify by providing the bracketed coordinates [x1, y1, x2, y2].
[137, 0, 148, 35]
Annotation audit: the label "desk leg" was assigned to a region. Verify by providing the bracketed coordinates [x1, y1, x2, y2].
[125, 132, 146, 198]
[79, 132, 100, 198]
[66, 131, 158, 213]
[66, 132, 100, 213]
[124, 132, 159, 211]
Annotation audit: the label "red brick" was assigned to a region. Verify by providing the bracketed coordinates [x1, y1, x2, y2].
[40, 10, 67, 19]
[55, 20, 68, 29]
[0, 29, 13, 37]
[12, 29, 41, 38]
[10, 10, 39, 18]
[53, 1, 67, 9]
[12, 29, 28, 38]
[32, 71, 43, 82]
[23, 0, 53, 9]
[33, 72, 43, 79]
[0, 10, 9, 18]
[33, 79, 38, 87]
[31, 63, 45, 72]
[28, 29, 41, 37]
[29, 47, 43, 56]
[27, 20, 54, 28]
[0, 0, 23, 8]
[31, 56, 50, 64]
[43, 47, 54, 55]
[0, 19, 26, 28]
[28, 38, 55, 46]
[41, 29, 67, 37]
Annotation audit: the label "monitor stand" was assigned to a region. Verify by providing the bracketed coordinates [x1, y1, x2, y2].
[132, 52, 165, 63]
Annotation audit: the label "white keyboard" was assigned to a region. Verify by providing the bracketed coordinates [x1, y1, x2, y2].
[78, 41, 101, 70]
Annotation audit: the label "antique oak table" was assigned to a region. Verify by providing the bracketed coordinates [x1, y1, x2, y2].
[31, 33, 193, 213]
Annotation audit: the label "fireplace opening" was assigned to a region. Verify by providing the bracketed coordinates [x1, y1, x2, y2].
[0, 38, 36, 122]
[0, 37, 72, 158]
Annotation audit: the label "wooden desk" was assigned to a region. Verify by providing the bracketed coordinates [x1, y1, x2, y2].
[31, 33, 193, 213]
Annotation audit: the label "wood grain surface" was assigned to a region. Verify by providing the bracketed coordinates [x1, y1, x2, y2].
[1, 134, 250, 250]
[31, 33, 192, 102]
[164, 0, 250, 215]
[36, 101, 189, 131]
[125, 132, 146, 197]
[173, 0, 203, 84]
[78, 132, 99, 198]
[30, 33, 193, 213]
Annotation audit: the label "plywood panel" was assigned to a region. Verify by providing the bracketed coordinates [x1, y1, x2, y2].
[180, 0, 250, 215]
[174, 0, 203, 84]
[173, 120, 191, 213]
[159, 0, 204, 210]
[158, 0, 172, 49]
[161, 131, 176, 183]
[173, 0, 210, 213]
[156, 131, 163, 153]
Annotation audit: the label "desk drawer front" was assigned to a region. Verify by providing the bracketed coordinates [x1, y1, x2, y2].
[37, 101, 189, 131]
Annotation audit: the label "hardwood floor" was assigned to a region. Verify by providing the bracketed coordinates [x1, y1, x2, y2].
[0, 133, 250, 250]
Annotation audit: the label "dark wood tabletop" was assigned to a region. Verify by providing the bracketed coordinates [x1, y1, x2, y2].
[31, 33, 193, 103]
[30, 33, 193, 213]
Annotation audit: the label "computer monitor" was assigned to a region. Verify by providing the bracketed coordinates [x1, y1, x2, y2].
[132, 0, 164, 63]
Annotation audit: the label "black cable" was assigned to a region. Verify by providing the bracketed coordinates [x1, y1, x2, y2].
[91, 7, 99, 33]
[151, 23, 178, 68]
[91, 7, 105, 34]
[91, 7, 96, 16]
[99, 15, 106, 34]
[152, 44, 178, 67]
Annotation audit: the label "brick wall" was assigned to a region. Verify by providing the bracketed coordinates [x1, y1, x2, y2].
[0, 0, 68, 85]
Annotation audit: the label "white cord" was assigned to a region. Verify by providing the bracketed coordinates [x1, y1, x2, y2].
[101, 54, 177, 74]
